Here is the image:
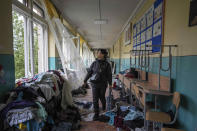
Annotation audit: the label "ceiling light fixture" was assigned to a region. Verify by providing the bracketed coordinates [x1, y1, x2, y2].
[98, 0, 102, 40]
[94, 19, 108, 25]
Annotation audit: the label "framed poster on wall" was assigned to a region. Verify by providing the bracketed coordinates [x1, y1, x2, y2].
[132, 0, 164, 54]
[124, 23, 132, 45]
[189, 0, 197, 26]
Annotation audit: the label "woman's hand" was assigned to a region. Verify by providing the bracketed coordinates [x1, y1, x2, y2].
[83, 82, 87, 86]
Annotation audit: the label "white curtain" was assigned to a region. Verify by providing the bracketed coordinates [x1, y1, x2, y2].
[54, 18, 88, 89]
[41, 0, 87, 89]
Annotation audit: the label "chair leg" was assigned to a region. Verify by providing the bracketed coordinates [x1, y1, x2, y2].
[147, 121, 149, 131]
[151, 122, 163, 131]
[161, 123, 163, 128]
[160, 123, 163, 131]
[153, 122, 155, 131]
[144, 120, 148, 131]
[156, 122, 161, 131]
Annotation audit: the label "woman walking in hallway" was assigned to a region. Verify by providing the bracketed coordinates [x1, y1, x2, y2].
[84, 49, 112, 120]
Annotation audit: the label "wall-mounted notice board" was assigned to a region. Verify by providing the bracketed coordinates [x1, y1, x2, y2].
[132, 0, 164, 54]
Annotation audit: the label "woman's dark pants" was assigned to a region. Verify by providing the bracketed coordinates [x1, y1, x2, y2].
[91, 82, 107, 115]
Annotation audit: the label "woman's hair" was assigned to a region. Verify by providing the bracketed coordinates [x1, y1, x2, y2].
[98, 49, 108, 58]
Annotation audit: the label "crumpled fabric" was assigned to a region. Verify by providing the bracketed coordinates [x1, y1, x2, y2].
[71, 86, 87, 96]
[48, 70, 64, 85]
[35, 102, 47, 121]
[123, 118, 144, 129]
[105, 111, 116, 126]
[49, 74, 61, 96]
[47, 116, 55, 125]
[16, 92, 23, 101]
[26, 119, 45, 131]
[36, 84, 56, 101]
[35, 96, 46, 104]
[12, 87, 40, 101]
[56, 106, 81, 124]
[0, 104, 6, 112]
[45, 95, 62, 117]
[124, 110, 144, 121]
[97, 115, 110, 123]
[61, 80, 73, 110]
[66, 70, 82, 90]
[16, 78, 34, 87]
[34, 72, 48, 83]
[34, 72, 60, 97]
[120, 106, 136, 112]
[74, 100, 93, 109]
[81, 113, 94, 121]
[135, 127, 145, 131]
[114, 116, 124, 128]
[52, 122, 72, 131]
[6, 107, 34, 126]
[6, 92, 18, 105]
[0, 100, 37, 119]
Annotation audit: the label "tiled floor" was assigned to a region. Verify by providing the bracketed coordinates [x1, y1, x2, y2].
[76, 121, 117, 131]
[74, 85, 120, 131]
[74, 86, 120, 102]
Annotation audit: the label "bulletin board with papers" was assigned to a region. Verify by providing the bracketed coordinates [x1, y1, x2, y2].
[132, 0, 164, 54]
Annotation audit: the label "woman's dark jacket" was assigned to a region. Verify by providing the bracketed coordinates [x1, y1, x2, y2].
[84, 59, 112, 86]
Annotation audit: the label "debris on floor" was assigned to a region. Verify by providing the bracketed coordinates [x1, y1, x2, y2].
[0, 70, 146, 131]
[76, 121, 117, 131]
[72, 78, 145, 131]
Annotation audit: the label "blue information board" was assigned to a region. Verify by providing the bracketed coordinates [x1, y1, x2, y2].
[133, 0, 164, 54]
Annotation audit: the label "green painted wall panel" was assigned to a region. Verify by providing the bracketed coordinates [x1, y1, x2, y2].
[0, 54, 15, 100]
[112, 56, 197, 131]
[48, 57, 62, 70]
[48, 57, 56, 70]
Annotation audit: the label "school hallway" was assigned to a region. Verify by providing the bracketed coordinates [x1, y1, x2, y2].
[0, 0, 197, 131]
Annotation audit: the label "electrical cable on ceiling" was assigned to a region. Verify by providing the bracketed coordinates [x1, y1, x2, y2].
[99, 0, 101, 19]
[98, 0, 102, 40]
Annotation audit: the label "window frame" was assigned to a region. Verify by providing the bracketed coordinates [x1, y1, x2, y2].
[33, 1, 44, 18]
[124, 23, 131, 46]
[12, 0, 48, 77]
[17, 0, 27, 5]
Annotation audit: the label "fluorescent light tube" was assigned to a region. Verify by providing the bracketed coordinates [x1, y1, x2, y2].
[94, 19, 108, 24]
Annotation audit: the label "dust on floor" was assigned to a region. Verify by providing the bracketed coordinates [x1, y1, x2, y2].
[74, 87, 121, 131]
[76, 121, 117, 131]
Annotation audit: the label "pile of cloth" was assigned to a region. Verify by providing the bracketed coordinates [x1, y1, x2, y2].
[73, 100, 94, 121]
[98, 105, 144, 131]
[71, 84, 89, 96]
[74, 100, 93, 110]
[0, 70, 81, 131]
[112, 78, 122, 91]
[119, 68, 138, 79]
